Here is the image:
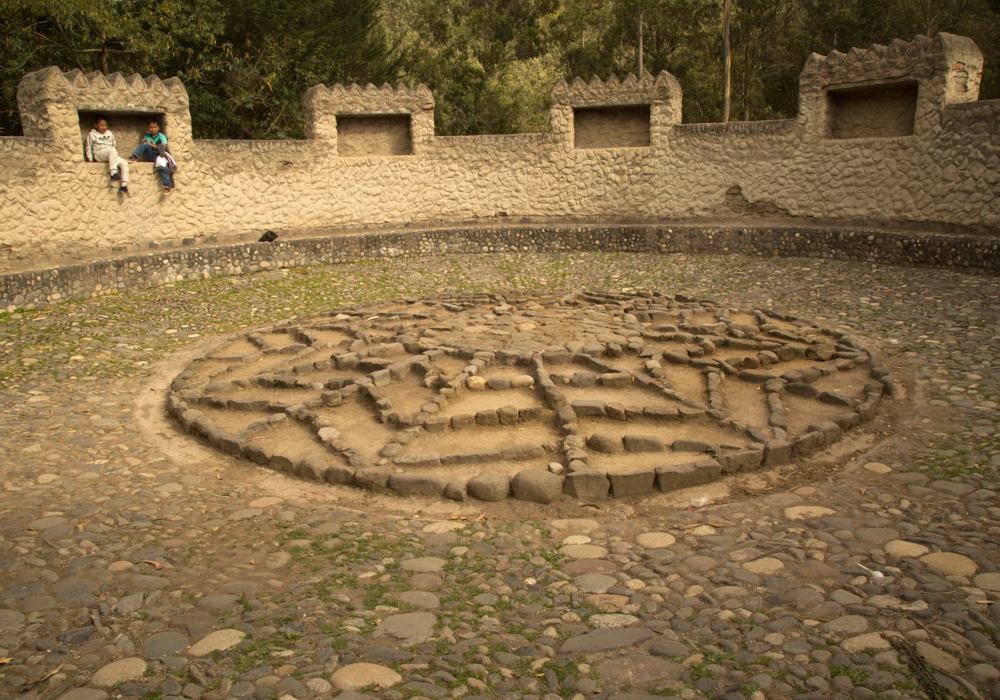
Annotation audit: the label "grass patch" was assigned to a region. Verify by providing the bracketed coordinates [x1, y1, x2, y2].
[233, 638, 282, 672]
[687, 650, 735, 681]
[830, 665, 868, 686]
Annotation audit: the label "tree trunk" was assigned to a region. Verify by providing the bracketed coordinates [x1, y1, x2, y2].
[722, 0, 731, 123]
[637, 2, 643, 75]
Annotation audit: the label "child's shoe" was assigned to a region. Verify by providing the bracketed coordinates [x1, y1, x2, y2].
[110, 172, 121, 182]
[118, 185, 130, 196]
[163, 187, 172, 196]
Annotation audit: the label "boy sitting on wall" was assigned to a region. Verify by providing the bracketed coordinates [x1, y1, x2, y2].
[129, 120, 176, 195]
[84, 116, 130, 196]
[152, 144, 177, 196]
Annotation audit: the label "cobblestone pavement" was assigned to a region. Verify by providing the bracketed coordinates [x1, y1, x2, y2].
[0, 252, 999, 700]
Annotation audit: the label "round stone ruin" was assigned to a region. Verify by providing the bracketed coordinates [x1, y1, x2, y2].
[167, 290, 888, 502]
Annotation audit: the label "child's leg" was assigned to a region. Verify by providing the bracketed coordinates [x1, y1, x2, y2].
[157, 168, 172, 188]
[111, 153, 130, 184]
[131, 143, 155, 161]
[93, 151, 120, 185]
[106, 148, 120, 177]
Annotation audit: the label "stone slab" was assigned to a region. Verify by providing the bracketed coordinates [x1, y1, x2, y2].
[560, 628, 655, 654]
[371, 612, 436, 647]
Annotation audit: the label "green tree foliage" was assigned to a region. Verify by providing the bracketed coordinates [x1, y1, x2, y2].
[0, 0, 223, 135]
[385, 0, 559, 134]
[550, 0, 723, 122]
[1, 0, 998, 137]
[0, 0, 399, 138]
[388, 0, 1000, 129]
[188, 0, 401, 138]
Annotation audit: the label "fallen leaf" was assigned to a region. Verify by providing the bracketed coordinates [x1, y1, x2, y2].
[216, 473, 222, 480]
[19, 664, 61, 689]
[142, 560, 164, 570]
[249, 559, 255, 565]
[0, 658, 11, 664]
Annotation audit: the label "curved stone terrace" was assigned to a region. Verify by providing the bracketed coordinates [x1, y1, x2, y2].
[168, 291, 884, 503]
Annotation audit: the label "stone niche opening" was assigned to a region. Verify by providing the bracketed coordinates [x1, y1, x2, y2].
[336, 114, 412, 157]
[573, 105, 651, 149]
[826, 82, 918, 139]
[78, 110, 165, 158]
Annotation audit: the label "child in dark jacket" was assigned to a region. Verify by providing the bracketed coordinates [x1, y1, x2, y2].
[130, 120, 176, 194]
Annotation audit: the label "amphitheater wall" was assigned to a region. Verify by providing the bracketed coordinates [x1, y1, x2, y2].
[0, 33, 997, 273]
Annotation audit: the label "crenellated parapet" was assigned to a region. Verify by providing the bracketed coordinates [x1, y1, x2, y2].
[798, 32, 983, 139]
[550, 71, 680, 109]
[17, 66, 191, 158]
[303, 82, 435, 156]
[549, 71, 681, 149]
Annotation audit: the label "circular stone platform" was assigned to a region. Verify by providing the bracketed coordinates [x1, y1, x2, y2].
[167, 290, 886, 501]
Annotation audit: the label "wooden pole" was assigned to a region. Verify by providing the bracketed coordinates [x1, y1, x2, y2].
[722, 0, 731, 123]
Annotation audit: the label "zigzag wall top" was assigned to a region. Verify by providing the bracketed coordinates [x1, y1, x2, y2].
[799, 33, 982, 103]
[18, 66, 188, 104]
[549, 71, 680, 107]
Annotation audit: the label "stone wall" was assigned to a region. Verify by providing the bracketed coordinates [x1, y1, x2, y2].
[0, 33, 997, 273]
[3, 222, 1000, 311]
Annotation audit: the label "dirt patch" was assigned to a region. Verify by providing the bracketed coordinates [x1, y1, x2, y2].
[721, 380, 771, 427]
[783, 393, 856, 436]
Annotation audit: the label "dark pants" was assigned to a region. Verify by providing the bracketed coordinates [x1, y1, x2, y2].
[131, 142, 158, 161]
[132, 143, 174, 187]
[154, 167, 175, 188]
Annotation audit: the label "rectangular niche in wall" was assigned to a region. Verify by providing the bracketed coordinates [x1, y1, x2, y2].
[826, 82, 918, 139]
[573, 106, 651, 149]
[336, 115, 412, 157]
[78, 110, 164, 158]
